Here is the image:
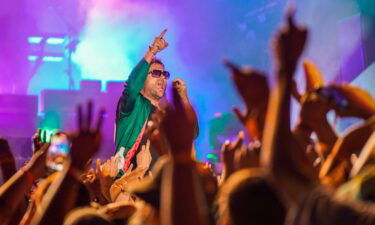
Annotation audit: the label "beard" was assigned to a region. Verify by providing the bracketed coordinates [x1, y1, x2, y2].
[150, 86, 165, 100]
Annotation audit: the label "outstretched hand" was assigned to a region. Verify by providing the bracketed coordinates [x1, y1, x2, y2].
[70, 101, 105, 169]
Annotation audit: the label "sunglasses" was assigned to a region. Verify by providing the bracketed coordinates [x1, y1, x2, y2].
[148, 70, 170, 79]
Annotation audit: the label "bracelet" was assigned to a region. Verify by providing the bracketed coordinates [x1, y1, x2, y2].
[21, 168, 35, 186]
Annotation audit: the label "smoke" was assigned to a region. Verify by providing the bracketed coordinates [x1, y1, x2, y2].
[74, 0, 176, 87]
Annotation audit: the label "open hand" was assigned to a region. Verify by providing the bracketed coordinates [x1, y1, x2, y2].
[70, 101, 105, 169]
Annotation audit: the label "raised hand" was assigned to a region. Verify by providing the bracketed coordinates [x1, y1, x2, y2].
[136, 141, 152, 171]
[303, 60, 325, 92]
[70, 101, 105, 169]
[274, 9, 308, 71]
[234, 141, 261, 170]
[145, 112, 170, 156]
[160, 86, 196, 159]
[298, 92, 332, 129]
[149, 29, 169, 55]
[172, 78, 188, 101]
[96, 157, 119, 202]
[221, 131, 244, 180]
[224, 60, 269, 140]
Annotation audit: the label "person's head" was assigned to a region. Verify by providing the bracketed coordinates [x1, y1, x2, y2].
[218, 169, 286, 225]
[142, 58, 169, 103]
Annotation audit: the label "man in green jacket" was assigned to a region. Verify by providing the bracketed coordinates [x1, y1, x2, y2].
[115, 29, 198, 175]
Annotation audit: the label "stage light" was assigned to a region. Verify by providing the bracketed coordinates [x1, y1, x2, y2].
[43, 56, 64, 62]
[28, 55, 38, 61]
[28, 36, 43, 44]
[27, 55, 64, 62]
[206, 153, 218, 163]
[46, 37, 66, 45]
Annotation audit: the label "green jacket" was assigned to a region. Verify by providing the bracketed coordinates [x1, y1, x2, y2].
[115, 58, 155, 155]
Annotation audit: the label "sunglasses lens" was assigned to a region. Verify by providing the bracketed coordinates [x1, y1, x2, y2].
[164, 71, 170, 79]
[151, 70, 162, 78]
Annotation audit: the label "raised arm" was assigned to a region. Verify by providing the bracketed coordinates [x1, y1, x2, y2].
[0, 138, 17, 183]
[0, 143, 49, 224]
[159, 86, 210, 225]
[261, 11, 317, 204]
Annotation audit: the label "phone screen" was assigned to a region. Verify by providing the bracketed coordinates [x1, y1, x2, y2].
[49, 134, 70, 155]
[47, 133, 70, 172]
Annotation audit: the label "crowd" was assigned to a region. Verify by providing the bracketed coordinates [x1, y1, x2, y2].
[1, 9, 375, 225]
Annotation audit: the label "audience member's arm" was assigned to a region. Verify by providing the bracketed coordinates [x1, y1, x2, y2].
[319, 116, 375, 188]
[0, 138, 17, 183]
[0, 143, 49, 224]
[160, 87, 210, 225]
[261, 11, 317, 204]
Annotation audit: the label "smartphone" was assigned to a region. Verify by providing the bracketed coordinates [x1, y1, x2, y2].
[47, 132, 70, 171]
[316, 87, 349, 110]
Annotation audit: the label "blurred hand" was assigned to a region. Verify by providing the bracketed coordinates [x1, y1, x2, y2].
[70, 101, 105, 169]
[224, 61, 269, 140]
[234, 141, 261, 170]
[97, 157, 119, 201]
[32, 129, 46, 153]
[298, 92, 332, 129]
[303, 60, 325, 92]
[172, 78, 188, 101]
[145, 112, 170, 156]
[136, 141, 152, 171]
[330, 83, 375, 119]
[149, 29, 169, 55]
[221, 131, 244, 178]
[160, 87, 196, 159]
[274, 9, 308, 70]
